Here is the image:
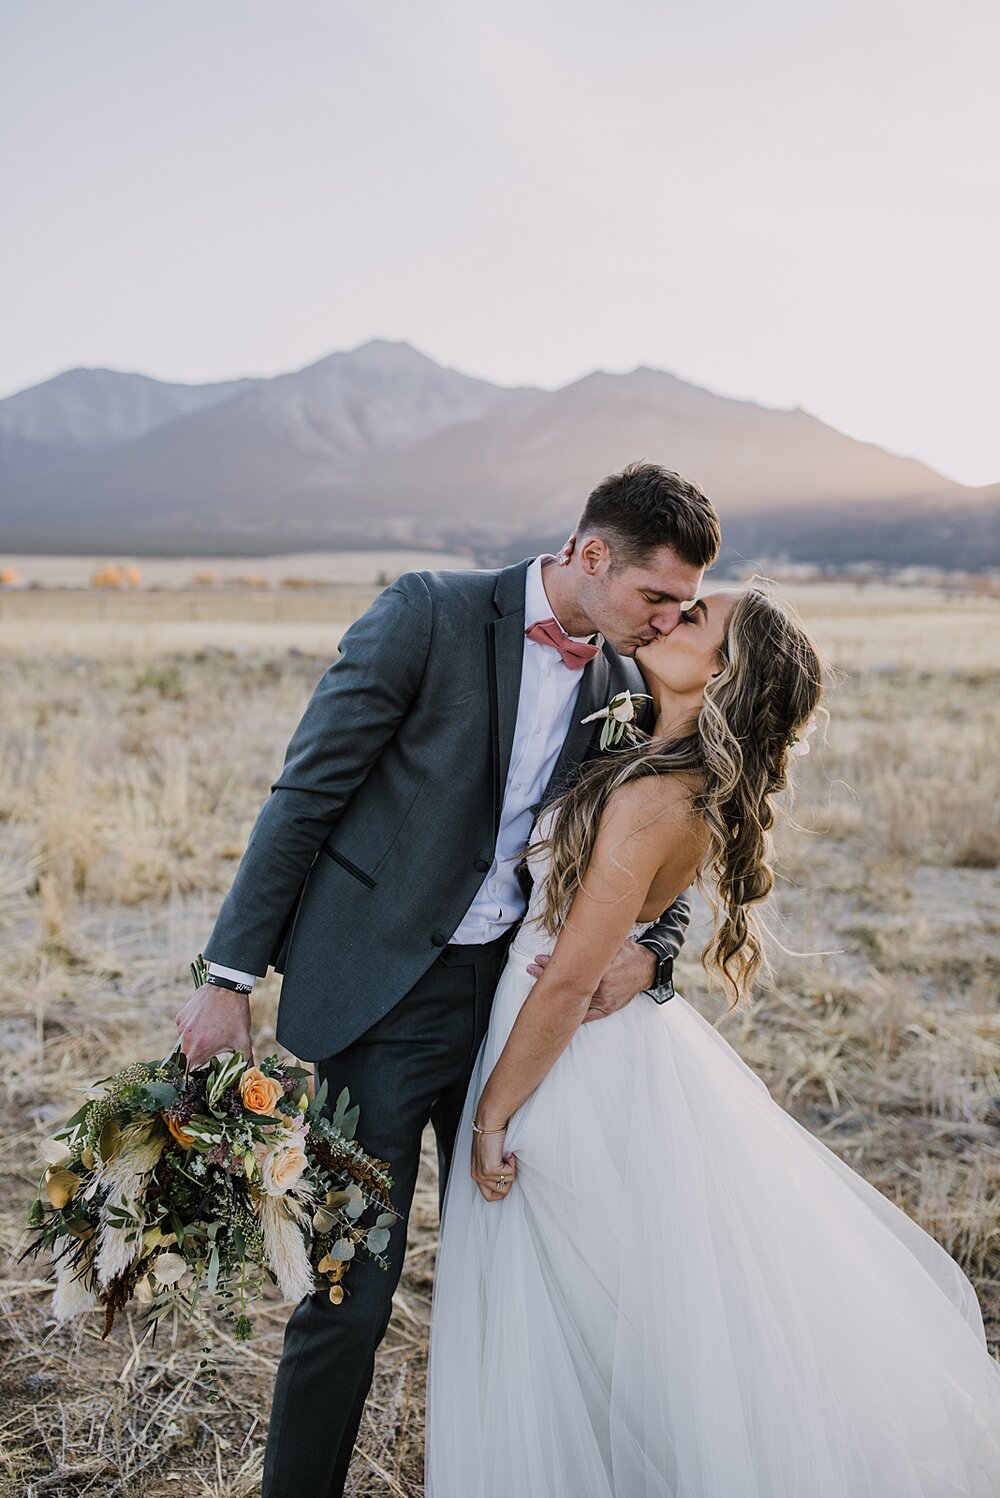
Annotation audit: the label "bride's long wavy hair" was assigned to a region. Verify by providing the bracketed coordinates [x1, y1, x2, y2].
[532, 587, 826, 1007]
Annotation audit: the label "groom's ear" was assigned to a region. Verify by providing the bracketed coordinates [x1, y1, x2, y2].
[577, 534, 610, 577]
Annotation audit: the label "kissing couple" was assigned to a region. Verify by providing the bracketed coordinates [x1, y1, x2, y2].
[177, 462, 1000, 1496]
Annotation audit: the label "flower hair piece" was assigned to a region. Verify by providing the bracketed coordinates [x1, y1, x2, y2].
[787, 712, 818, 757]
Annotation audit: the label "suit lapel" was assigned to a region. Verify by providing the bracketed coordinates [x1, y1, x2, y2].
[487, 560, 530, 834]
[487, 563, 643, 824]
[539, 644, 610, 810]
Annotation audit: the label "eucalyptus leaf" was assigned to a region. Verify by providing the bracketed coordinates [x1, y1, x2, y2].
[375, 1212, 398, 1228]
[330, 1086, 353, 1136]
[138, 1082, 179, 1110]
[365, 1227, 390, 1254]
[329, 1238, 356, 1261]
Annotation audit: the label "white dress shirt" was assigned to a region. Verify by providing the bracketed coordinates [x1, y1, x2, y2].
[449, 556, 592, 943]
[207, 557, 595, 987]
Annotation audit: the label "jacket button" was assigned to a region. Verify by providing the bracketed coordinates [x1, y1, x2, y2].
[473, 859, 490, 873]
[431, 932, 447, 947]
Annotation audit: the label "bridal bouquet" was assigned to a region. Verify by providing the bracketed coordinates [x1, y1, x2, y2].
[24, 1042, 397, 1344]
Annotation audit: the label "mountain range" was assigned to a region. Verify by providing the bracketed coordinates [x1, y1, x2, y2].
[1, 340, 996, 570]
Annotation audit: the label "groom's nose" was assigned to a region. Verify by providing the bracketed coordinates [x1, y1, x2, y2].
[649, 603, 684, 635]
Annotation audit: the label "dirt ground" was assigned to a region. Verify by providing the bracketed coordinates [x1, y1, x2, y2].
[1, 578, 998, 1496]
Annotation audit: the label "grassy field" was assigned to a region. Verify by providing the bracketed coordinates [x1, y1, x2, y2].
[1, 575, 998, 1496]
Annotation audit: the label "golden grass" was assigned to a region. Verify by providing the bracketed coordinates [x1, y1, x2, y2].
[1, 579, 998, 1496]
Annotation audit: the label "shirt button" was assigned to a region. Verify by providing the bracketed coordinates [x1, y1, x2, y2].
[474, 859, 490, 873]
[431, 932, 447, 947]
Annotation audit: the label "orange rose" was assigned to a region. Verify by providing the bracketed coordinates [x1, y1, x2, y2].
[162, 1112, 195, 1149]
[240, 1067, 284, 1117]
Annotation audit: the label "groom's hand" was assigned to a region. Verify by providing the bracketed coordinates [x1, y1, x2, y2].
[527, 940, 657, 1023]
[175, 985, 254, 1070]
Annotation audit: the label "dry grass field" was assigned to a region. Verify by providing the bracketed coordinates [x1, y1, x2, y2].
[1, 573, 998, 1496]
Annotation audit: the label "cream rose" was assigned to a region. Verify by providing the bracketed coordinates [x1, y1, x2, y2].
[240, 1067, 284, 1117]
[258, 1135, 308, 1196]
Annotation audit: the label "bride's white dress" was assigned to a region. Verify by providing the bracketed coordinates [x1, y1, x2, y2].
[424, 807, 1000, 1496]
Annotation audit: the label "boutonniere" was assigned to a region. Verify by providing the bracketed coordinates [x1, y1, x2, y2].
[581, 690, 652, 750]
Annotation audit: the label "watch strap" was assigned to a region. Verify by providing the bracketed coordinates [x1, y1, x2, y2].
[636, 935, 675, 1003]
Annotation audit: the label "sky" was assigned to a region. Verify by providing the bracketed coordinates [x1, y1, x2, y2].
[1, 0, 998, 486]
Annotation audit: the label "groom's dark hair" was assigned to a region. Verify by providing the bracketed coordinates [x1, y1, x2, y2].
[578, 461, 721, 570]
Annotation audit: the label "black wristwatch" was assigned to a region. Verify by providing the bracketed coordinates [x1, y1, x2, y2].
[636, 936, 675, 1004]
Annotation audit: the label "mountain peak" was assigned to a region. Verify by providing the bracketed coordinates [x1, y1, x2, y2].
[298, 338, 439, 378]
[350, 337, 426, 360]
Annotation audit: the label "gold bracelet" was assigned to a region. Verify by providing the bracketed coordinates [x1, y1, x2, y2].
[471, 1119, 507, 1136]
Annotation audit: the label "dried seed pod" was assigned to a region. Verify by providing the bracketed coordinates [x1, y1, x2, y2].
[63, 1218, 95, 1240]
[317, 1254, 348, 1281]
[45, 1168, 81, 1208]
[99, 1120, 122, 1163]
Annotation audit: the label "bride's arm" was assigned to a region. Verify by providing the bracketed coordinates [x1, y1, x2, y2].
[474, 778, 703, 1136]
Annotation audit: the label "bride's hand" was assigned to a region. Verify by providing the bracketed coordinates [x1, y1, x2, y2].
[471, 1124, 517, 1203]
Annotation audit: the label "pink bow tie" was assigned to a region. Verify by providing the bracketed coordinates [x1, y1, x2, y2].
[525, 617, 600, 669]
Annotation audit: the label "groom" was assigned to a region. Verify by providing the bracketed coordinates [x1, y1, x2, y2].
[176, 460, 721, 1498]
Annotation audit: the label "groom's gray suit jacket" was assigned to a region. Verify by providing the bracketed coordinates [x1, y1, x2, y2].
[203, 559, 690, 1061]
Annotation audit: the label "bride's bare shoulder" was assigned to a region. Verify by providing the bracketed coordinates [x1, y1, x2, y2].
[601, 773, 707, 858]
[604, 771, 701, 825]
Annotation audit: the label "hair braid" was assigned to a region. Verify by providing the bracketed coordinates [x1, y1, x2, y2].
[533, 587, 826, 1008]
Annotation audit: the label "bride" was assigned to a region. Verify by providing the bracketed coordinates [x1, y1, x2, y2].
[424, 585, 1000, 1497]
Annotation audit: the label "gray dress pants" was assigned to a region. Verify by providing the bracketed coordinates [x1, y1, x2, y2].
[262, 929, 513, 1498]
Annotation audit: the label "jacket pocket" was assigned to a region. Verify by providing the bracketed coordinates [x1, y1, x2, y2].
[320, 843, 377, 889]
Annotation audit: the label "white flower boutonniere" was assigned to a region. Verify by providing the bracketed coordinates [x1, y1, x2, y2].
[581, 690, 652, 751]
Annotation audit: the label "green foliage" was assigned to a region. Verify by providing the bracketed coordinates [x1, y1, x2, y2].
[330, 1086, 359, 1140]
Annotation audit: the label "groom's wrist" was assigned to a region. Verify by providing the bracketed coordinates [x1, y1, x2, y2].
[205, 974, 253, 995]
[205, 960, 257, 994]
[635, 937, 675, 999]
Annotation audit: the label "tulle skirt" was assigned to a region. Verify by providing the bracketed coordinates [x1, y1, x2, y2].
[424, 948, 1000, 1497]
